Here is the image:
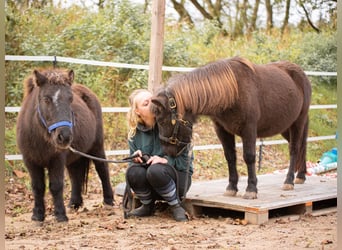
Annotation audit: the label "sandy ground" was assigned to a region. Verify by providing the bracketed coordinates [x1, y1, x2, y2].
[5, 190, 337, 250]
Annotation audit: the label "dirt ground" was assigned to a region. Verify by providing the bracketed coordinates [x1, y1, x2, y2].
[5, 172, 337, 250]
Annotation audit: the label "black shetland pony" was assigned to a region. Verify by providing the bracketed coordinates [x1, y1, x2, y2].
[151, 57, 311, 199]
[17, 68, 114, 222]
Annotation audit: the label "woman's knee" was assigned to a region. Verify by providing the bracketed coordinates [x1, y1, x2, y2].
[146, 164, 174, 186]
[126, 165, 147, 185]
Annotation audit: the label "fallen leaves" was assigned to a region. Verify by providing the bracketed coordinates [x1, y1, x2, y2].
[232, 218, 248, 225]
[13, 170, 28, 179]
[4, 166, 337, 250]
[321, 239, 333, 245]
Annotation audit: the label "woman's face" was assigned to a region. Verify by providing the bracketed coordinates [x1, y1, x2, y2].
[135, 91, 155, 128]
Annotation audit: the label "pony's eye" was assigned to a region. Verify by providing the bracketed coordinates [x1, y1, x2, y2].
[43, 97, 51, 104]
[156, 117, 164, 125]
[154, 109, 160, 116]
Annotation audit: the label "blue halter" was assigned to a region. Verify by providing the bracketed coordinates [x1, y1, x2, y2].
[37, 105, 74, 133]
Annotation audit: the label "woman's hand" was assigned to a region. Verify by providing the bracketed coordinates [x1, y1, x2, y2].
[132, 151, 167, 165]
[132, 150, 143, 163]
[147, 155, 168, 165]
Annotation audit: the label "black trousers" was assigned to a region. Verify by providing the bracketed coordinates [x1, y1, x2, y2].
[126, 163, 192, 203]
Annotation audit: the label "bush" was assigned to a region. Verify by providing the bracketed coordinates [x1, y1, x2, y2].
[296, 31, 337, 86]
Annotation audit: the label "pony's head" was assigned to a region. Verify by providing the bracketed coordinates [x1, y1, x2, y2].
[151, 88, 193, 157]
[32, 68, 75, 149]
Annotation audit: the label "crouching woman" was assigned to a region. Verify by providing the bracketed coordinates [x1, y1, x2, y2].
[125, 89, 193, 222]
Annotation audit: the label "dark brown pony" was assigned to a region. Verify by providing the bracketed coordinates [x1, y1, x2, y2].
[151, 57, 311, 199]
[16, 68, 114, 222]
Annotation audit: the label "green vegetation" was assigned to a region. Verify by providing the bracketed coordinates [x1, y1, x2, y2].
[5, 2, 337, 186]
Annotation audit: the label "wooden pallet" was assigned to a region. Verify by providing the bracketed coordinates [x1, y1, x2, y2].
[183, 173, 337, 224]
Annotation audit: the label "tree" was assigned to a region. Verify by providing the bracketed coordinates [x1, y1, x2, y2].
[297, 0, 336, 32]
[281, 0, 291, 34]
[265, 0, 273, 32]
[248, 0, 260, 33]
[298, 0, 320, 33]
[170, 0, 194, 24]
[7, 0, 53, 9]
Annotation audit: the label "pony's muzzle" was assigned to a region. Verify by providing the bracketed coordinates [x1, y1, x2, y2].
[53, 127, 73, 149]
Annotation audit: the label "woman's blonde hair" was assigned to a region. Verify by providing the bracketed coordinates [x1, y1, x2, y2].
[127, 89, 152, 139]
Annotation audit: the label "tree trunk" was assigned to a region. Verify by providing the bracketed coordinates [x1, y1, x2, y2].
[97, 0, 105, 9]
[170, 0, 194, 24]
[249, 0, 260, 33]
[265, 0, 273, 32]
[281, 0, 291, 34]
[300, 1, 320, 33]
[241, 0, 249, 32]
[189, 0, 213, 20]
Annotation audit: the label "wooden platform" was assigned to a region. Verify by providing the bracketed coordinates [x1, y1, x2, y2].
[115, 173, 337, 224]
[183, 173, 337, 224]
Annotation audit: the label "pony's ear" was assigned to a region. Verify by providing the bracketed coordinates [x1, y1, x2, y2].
[151, 96, 168, 110]
[33, 70, 47, 87]
[23, 76, 36, 97]
[68, 70, 74, 84]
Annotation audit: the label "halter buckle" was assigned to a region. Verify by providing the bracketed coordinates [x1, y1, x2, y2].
[169, 137, 178, 145]
[168, 97, 177, 109]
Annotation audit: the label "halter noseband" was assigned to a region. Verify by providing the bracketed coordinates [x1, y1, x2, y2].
[37, 105, 74, 133]
[158, 92, 192, 155]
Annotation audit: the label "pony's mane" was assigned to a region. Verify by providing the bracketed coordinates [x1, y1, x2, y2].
[24, 68, 72, 97]
[167, 57, 254, 115]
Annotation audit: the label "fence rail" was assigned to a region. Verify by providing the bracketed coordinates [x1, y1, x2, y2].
[5, 55, 338, 75]
[5, 55, 337, 161]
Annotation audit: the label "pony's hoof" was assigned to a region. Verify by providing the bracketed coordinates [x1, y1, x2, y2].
[223, 190, 237, 197]
[243, 191, 257, 199]
[282, 184, 294, 190]
[102, 202, 115, 210]
[33, 221, 44, 227]
[31, 214, 45, 222]
[56, 215, 69, 222]
[294, 178, 305, 184]
[68, 202, 83, 211]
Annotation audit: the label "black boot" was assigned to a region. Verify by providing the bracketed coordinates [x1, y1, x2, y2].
[128, 203, 154, 217]
[171, 204, 188, 222]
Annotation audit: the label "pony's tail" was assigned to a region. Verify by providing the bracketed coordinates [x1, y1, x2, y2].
[287, 63, 311, 174]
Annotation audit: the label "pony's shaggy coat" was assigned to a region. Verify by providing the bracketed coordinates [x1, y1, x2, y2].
[17, 68, 113, 222]
[152, 57, 311, 199]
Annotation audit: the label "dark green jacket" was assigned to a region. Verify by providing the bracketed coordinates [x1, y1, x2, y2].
[128, 123, 193, 175]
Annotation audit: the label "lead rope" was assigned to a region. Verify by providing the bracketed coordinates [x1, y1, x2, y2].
[123, 165, 134, 219]
[68, 146, 140, 218]
[69, 146, 139, 163]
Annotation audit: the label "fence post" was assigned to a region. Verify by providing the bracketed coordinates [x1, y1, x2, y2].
[147, 0, 165, 92]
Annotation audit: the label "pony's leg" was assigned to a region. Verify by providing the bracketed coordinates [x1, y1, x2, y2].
[213, 122, 238, 196]
[26, 161, 46, 221]
[241, 132, 258, 199]
[94, 164, 114, 206]
[48, 158, 68, 222]
[282, 117, 308, 190]
[66, 157, 89, 209]
[281, 129, 294, 189]
[92, 151, 114, 207]
[294, 117, 309, 183]
[281, 129, 296, 190]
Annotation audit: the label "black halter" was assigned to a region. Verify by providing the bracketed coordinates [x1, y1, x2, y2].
[158, 91, 192, 156]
